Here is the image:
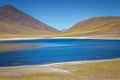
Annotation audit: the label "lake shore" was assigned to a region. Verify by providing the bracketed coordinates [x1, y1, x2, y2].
[0, 37, 120, 41]
[0, 37, 120, 80]
[0, 44, 39, 52]
[0, 37, 44, 41]
[0, 58, 119, 77]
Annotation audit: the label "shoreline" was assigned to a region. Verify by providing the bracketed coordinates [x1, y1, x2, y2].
[0, 44, 39, 52]
[0, 58, 119, 77]
[0, 58, 119, 69]
[0, 37, 44, 41]
[0, 37, 120, 41]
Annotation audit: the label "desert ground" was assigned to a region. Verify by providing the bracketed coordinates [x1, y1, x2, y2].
[0, 58, 120, 80]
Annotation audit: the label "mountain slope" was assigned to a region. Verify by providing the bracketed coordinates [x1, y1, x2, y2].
[62, 16, 120, 38]
[0, 5, 59, 37]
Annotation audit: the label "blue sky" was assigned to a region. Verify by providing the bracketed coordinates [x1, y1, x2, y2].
[0, 0, 120, 30]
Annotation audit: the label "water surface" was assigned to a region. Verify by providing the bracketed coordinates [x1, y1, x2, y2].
[0, 39, 120, 67]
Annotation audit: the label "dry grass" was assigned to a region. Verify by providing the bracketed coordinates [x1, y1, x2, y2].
[60, 17, 120, 37]
[0, 59, 120, 80]
[1, 17, 120, 38]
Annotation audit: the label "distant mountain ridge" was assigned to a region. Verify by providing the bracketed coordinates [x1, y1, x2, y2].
[61, 16, 120, 38]
[0, 5, 59, 36]
[0, 5, 120, 38]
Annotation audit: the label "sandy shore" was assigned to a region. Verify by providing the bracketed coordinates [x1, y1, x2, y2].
[0, 37, 120, 41]
[0, 37, 45, 41]
[0, 58, 119, 77]
[53, 37, 120, 40]
[0, 44, 39, 52]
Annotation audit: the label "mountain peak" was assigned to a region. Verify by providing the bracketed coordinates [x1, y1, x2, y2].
[0, 4, 14, 8]
[0, 5, 16, 11]
[0, 5, 59, 35]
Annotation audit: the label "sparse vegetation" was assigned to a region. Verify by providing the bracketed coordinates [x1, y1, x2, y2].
[0, 6, 120, 38]
[61, 16, 120, 37]
[0, 60, 120, 80]
[0, 5, 120, 80]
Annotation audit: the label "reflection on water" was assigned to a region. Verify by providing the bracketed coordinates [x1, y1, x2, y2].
[0, 39, 120, 67]
[41, 43, 71, 48]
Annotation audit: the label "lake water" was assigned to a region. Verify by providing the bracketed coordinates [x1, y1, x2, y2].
[0, 39, 120, 67]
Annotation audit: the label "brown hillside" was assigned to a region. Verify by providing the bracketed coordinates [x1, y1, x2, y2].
[62, 16, 120, 38]
[0, 5, 59, 37]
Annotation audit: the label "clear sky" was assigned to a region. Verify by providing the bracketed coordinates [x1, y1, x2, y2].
[0, 0, 120, 30]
